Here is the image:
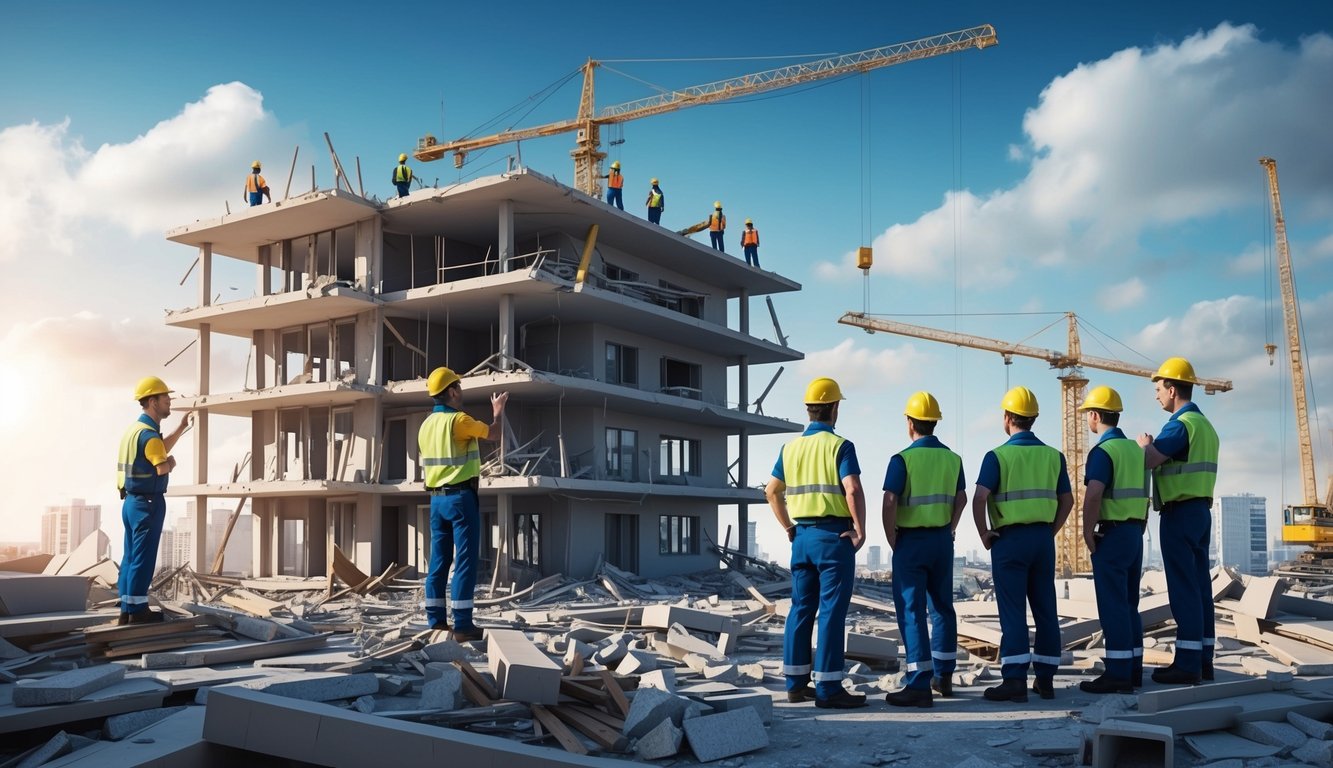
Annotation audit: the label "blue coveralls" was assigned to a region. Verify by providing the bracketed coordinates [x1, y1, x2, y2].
[118, 414, 168, 616]
[775, 422, 860, 699]
[883, 436, 964, 690]
[422, 404, 482, 631]
[1154, 403, 1215, 676]
[1086, 427, 1145, 682]
[977, 431, 1070, 683]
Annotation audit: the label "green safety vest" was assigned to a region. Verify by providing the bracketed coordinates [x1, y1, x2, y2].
[990, 443, 1061, 528]
[1153, 409, 1218, 506]
[116, 421, 162, 494]
[395, 164, 413, 183]
[1096, 437, 1149, 521]
[418, 411, 481, 487]
[896, 446, 961, 528]
[782, 430, 850, 519]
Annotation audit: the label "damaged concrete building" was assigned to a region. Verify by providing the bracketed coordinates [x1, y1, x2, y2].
[163, 168, 801, 585]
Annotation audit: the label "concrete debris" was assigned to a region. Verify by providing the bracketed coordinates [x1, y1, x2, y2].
[683, 706, 769, 762]
[1292, 739, 1333, 767]
[12, 664, 126, 706]
[419, 667, 463, 711]
[1289, 710, 1333, 740]
[1236, 719, 1308, 754]
[422, 638, 471, 663]
[634, 717, 684, 759]
[102, 705, 188, 740]
[623, 687, 695, 739]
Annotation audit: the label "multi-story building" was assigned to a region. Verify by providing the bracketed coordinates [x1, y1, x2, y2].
[159, 506, 254, 576]
[164, 168, 800, 583]
[865, 545, 882, 571]
[40, 499, 101, 556]
[1218, 494, 1267, 575]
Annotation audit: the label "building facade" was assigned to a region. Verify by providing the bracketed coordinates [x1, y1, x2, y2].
[1218, 494, 1267, 575]
[164, 169, 800, 583]
[40, 499, 101, 556]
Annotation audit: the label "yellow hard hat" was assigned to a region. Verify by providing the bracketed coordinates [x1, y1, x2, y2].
[251, 160, 261, 170]
[714, 201, 723, 209]
[611, 161, 621, 170]
[903, 391, 942, 421]
[744, 218, 753, 225]
[427, 367, 460, 397]
[803, 377, 844, 404]
[134, 376, 172, 401]
[1079, 385, 1123, 413]
[1152, 356, 1199, 384]
[651, 178, 659, 184]
[398, 153, 408, 163]
[1001, 386, 1039, 417]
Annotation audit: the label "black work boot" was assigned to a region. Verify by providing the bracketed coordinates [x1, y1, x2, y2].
[451, 626, 485, 643]
[885, 687, 933, 708]
[1079, 673, 1133, 694]
[983, 678, 1028, 703]
[1202, 660, 1214, 681]
[1151, 665, 1201, 685]
[127, 610, 165, 625]
[1031, 677, 1055, 700]
[786, 684, 815, 703]
[931, 676, 953, 698]
[815, 689, 868, 709]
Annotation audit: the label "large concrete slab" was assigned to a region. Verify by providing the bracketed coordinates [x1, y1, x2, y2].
[0, 678, 167, 734]
[682, 707, 768, 762]
[13, 664, 126, 706]
[0, 574, 90, 616]
[1094, 720, 1173, 768]
[486, 629, 561, 705]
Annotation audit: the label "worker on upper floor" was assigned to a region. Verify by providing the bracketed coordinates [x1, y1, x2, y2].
[973, 386, 1073, 704]
[117, 377, 192, 624]
[708, 201, 726, 252]
[645, 178, 665, 225]
[1138, 357, 1219, 686]
[882, 391, 966, 709]
[741, 218, 760, 267]
[1078, 385, 1149, 695]
[602, 160, 624, 210]
[766, 377, 867, 710]
[392, 153, 414, 198]
[244, 161, 271, 207]
[418, 366, 509, 643]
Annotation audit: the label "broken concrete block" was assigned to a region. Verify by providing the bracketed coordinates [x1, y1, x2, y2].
[703, 663, 739, 684]
[682, 707, 768, 762]
[683, 653, 711, 674]
[545, 636, 568, 655]
[1292, 739, 1333, 768]
[845, 632, 898, 663]
[420, 666, 463, 711]
[353, 695, 377, 714]
[1237, 720, 1308, 755]
[487, 629, 561, 705]
[1183, 731, 1282, 761]
[1242, 656, 1293, 678]
[737, 663, 765, 684]
[1079, 693, 1137, 724]
[377, 674, 411, 696]
[1023, 733, 1082, 756]
[634, 718, 684, 760]
[617, 650, 660, 676]
[639, 668, 678, 693]
[716, 631, 738, 656]
[622, 687, 695, 738]
[642, 605, 736, 634]
[566, 626, 612, 643]
[13, 664, 126, 706]
[702, 691, 773, 724]
[667, 624, 729, 662]
[249, 672, 380, 702]
[1236, 575, 1287, 620]
[422, 638, 471, 663]
[1094, 720, 1174, 768]
[103, 705, 188, 740]
[563, 639, 593, 668]
[13, 730, 74, 767]
[1289, 712, 1333, 740]
[594, 635, 631, 666]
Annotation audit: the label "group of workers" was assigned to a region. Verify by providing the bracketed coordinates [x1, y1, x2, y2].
[766, 356, 1219, 709]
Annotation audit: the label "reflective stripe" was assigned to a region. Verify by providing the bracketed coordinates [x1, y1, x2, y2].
[811, 670, 844, 682]
[905, 661, 934, 673]
[904, 494, 954, 506]
[453, 599, 474, 609]
[422, 452, 480, 467]
[931, 651, 957, 661]
[1000, 654, 1031, 666]
[787, 484, 843, 496]
[419, 410, 482, 487]
[1203, 638, 1215, 647]
[898, 446, 963, 528]
[423, 598, 448, 607]
[1031, 654, 1062, 666]
[993, 489, 1058, 502]
[1155, 462, 1218, 476]
[1133, 647, 1144, 657]
[1104, 488, 1148, 499]
[122, 595, 150, 604]
[1104, 649, 1135, 659]
[782, 664, 812, 676]
[1176, 640, 1204, 650]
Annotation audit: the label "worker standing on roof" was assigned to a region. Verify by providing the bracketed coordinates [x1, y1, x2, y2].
[418, 367, 509, 643]
[882, 392, 966, 709]
[1138, 357, 1219, 686]
[645, 178, 665, 224]
[708, 201, 726, 251]
[392, 153, 414, 198]
[602, 161, 624, 209]
[973, 387, 1073, 704]
[766, 377, 868, 710]
[741, 218, 760, 267]
[244, 161, 270, 206]
[1077, 386, 1148, 694]
[116, 377, 191, 625]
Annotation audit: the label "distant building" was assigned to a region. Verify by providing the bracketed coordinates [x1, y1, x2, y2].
[40, 499, 101, 556]
[746, 521, 758, 559]
[1218, 494, 1267, 575]
[159, 504, 254, 576]
[159, 514, 195, 572]
[866, 545, 882, 571]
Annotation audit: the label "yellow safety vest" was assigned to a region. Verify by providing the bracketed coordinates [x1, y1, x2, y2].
[418, 410, 482, 487]
[395, 164, 413, 183]
[1153, 409, 1219, 505]
[990, 443, 1061, 528]
[117, 421, 164, 495]
[1096, 437, 1149, 521]
[782, 430, 850, 519]
[897, 446, 961, 528]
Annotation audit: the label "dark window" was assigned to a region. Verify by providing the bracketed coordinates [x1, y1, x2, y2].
[513, 512, 541, 566]
[659, 436, 700, 477]
[660, 358, 702, 400]
[605, 342, 638, 387]
[659, 515, 699, 555]
[605, 428, 638, 481]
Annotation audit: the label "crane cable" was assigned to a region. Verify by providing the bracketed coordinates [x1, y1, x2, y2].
[860, 74, 871, 313]
[952, 55, 966, 448]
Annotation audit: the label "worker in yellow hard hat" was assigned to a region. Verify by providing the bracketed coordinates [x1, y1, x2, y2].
[1076, 385, 1148, 694]
[244, 161, 270, 206]
[602, 160, 624, 210]
[973, 386, 1073, 704]
[418, 366, 509, 642]
[1138, 357, 1219, 686]
[882, 391, 966, 709]
[766, 377, 867, 710]
[741, 218, 760, 267]
[708, 201, 726, 252]
[116, 377, 192, 625]
[645, 178, 665, 225]
[392, 153, 414, 198]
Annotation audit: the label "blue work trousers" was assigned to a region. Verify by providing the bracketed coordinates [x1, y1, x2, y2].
[991, 523, 1060, 681]
[648, 207, 662, 224]
[607, 187, 623, 209]
[248, 191, 264, 206]
[892, 526, 957, 689]
[119, 494, 165, 615]
[1159, 503, 1214, 674]
[1090, 521, 1144, 680]
[784, 519, 856, 699]
[743, 245, 760, 267]
[395, 181, 411, 198]
[710, 231, 725, 251]
[425, 489, 481, 630]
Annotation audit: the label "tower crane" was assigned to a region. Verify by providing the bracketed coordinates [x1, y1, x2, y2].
[414, 25, 998, 197]
[839, 311, 1233, 577]
[1262, 157, 1333, 566]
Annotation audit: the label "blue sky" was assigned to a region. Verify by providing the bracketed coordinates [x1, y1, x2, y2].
[3, 1, 1332, 567]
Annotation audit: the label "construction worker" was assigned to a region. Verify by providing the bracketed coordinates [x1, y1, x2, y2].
[392, 153, 414, 198]
[882, 392, 966, 709]
[603, 161, 624, 209]
[244, 161, 270, 206]
[741, 218, 760, 267]
[116, 377, 191, 624]
[708, 201, 726, 251]
[1138, 357, 1219, 685]
[766, 377, 868, 709]
[645, 178, 665, 224]
[972, 386, 1073, 703]
[418, 367, 509, 642]
[1078, 386, 1148, 694]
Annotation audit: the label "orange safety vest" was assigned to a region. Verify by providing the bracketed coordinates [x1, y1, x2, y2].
[709, 213, 726, 231]
[246, 174, 267, 193]
[608, 170, 623, 189]
[742, 228, 759, 246]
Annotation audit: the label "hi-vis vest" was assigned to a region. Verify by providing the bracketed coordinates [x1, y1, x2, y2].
[1096, 437, 1149, 521]
[897, 446, 961, 528]
[709, 213, 726, 231]
[394, 164, 413, 183]
[648, 191, 663, 208]
[742, 228, 759, 247]
[117, 420, 166, 495]
[608, 170, 623, 189]
[419, 411, 482, 487]
[1153, 409, 1219, 505]
[990, 443, 1061, 527]
[246, 173, 266, 193]
[782, 430, 850, 519]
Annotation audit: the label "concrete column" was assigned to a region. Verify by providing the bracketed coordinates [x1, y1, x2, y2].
[353, 492, 383, 574]
[737, 288, 751, 561]
[257, 245, 271, 296]
[496, 492, 511, 585]
[356, 216, 381, 293]
[499, 293, 514, 372]
[194, 242, 212, 573]
[306, 499, 327, 577]
[357, 309, 382, 385]
[498, 199, 514, 272]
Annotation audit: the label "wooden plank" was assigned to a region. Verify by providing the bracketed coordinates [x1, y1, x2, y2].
[559, 678, 606, 706]
[330, 545, 370, 591]
[595, 669, 631, 718]
[530, 703, 588, 755]
[730, 571, 775, 612]
[454, 659, 500, 701]
[220, 589, 283, 617]
[569, 704, 625, 730]
[102, 631, 231, 658]
[141, 632, 332, 669]
[0, 611, 112, 638]
[474, 573, 564, 608]
[459, 672, 491, 706]
[550, 704, 629, 752]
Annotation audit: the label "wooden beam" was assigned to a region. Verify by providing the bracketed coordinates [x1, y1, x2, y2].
[530, 704, 588, 755]
[595, 670, 631, 718]
[550, 705, 629, 752]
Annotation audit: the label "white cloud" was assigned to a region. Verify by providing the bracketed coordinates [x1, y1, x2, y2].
[797, 338, 932, 390]
[1097, 277, 1147, 311]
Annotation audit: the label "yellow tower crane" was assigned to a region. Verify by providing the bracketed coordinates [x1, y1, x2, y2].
[838, 311, 1233, 577]
[414, 25, 998, 197]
